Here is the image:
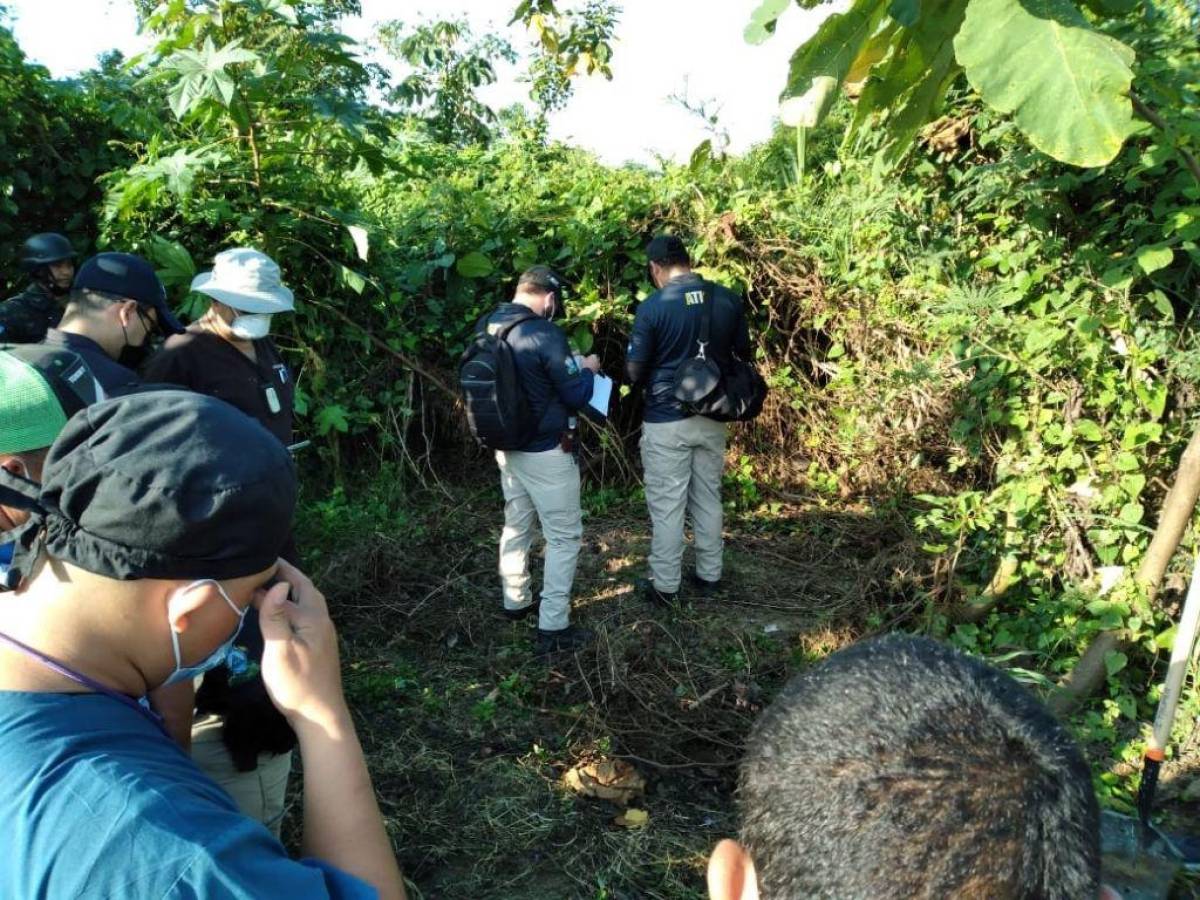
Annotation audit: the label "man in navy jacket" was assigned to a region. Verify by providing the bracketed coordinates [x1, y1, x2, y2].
[482, 267, 600, 655]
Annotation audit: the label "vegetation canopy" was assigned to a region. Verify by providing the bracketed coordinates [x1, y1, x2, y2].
[1, 0, 1198, 894]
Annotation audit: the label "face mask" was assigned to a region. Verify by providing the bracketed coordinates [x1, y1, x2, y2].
[163, 579, 248, 687]
[118, 329, 153, 370]
[230, 313, 273, 340]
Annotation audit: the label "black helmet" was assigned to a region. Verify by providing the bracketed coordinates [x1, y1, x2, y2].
[20, 233, 76, 272]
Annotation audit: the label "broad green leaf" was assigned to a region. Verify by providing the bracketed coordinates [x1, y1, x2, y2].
[853, 0, 968, 162]
[889, 0, 922, 27]
[456, 251, 494, 278]
[1023, 324, 1065, 354]
[1073, 419, 1103, 442]
[162, 37, 260, 119]
[780, 77, 839, 128]
[1136, 243, 1175, 274]
[1081, 0, 1138, 16]
[148, 236, 196, 288]
[1118, 502, 1144, 525]
[315, 404, 350, 435]
[954, 0, 1136, 167]
[338, 264, 367, 294]
[745, 0, 792, 44]
[572, 325, 594, 354]
[779, 0, 889, 128]
[1154, 625, 1176, 650]
[1104, 650, 1128, 677]
[1113, 451, 1139, 472]
[845, 20, 898, 86]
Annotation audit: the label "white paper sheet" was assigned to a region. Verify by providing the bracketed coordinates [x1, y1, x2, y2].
[589, 374, 614, 417]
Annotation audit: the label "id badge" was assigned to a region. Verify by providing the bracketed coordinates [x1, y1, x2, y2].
[264, 385, 282, 414]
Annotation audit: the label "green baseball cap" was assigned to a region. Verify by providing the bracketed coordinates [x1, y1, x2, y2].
[0, 351, 82, 455]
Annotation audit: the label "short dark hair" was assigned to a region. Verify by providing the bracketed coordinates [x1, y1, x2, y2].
[67, 287, 127, 313]
[738, 635, 1101, 899]
[646, 234, 690, 268]
[516, 265, 563, 297]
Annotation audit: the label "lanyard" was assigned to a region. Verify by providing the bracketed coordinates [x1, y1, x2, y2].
[0, 629, 170, 738]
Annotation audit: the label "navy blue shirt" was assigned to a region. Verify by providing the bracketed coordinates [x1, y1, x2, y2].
[625, 273, 751, 423]
[42, 329, 140, 397]
[482, 303, 595, 452]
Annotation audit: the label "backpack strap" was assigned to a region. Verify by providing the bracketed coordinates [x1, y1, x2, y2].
[695, 285, 713, 360]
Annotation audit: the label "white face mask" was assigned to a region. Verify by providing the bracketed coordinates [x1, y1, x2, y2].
[229, 313, 273, 340]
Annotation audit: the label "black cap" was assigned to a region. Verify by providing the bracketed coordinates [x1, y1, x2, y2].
[645, 234, 690, 265]
[0, 390, 297, 583]
[20, 233, 76, 271]
[517, 265, 565, 295]
[73, 253, 186, 335]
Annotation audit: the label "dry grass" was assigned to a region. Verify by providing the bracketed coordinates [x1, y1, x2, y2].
[290, 480, 927, 898]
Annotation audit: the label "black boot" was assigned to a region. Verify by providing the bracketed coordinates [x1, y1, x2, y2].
[536, 624, 594, 657]
[636, 577, 678, 606]
[688, 573, 722, 596]
[502, 599, 540, 622]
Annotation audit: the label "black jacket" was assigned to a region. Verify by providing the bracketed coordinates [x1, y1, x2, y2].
[625, 273, 751, 423]
[0, 283, 62, 344]
[482, 303, 595, 452]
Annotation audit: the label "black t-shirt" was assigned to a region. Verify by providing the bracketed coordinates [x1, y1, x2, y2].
[143, 329, 294, 446]
[625, 273, 751, 423]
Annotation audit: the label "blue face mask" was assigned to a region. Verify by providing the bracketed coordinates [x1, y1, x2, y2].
[163, 579, 248, 687]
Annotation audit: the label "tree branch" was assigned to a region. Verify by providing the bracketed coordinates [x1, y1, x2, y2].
[1131, 94, 1200, 186]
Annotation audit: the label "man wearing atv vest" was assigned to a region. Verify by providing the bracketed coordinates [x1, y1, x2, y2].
[625, 235, 751, 605]
[479, 267, 600, 656]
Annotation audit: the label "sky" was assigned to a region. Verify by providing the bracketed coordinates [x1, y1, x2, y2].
[4, 0, 839, 165]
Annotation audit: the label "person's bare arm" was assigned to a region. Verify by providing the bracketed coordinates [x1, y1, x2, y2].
[257, 561, 406, 900]
[148, 679, 195, 751]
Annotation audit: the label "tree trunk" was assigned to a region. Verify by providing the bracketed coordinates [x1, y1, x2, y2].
[1048, 422, 1200, 717]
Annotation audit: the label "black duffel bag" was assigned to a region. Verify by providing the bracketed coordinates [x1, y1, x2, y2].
[672, 287, 767, 422]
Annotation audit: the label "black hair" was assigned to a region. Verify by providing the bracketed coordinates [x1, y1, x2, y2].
[646, 234, 691, 268]
[67, 287, 127, 313]
[738, 634, 1101, 900]
[516, 265, 563, 297]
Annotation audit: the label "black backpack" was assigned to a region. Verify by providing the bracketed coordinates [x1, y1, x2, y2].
[672, 287, 768, 423]
[459, 310, 540, 450]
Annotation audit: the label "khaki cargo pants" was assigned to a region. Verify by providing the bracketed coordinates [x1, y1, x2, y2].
[192, 714, 293, 837]
[496, 447, 582, 632]
[641, 416, 727, 593]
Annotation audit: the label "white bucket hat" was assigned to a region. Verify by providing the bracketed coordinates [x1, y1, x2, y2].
[190, 248, 295, 314]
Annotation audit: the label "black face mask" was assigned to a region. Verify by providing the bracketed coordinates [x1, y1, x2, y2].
[118, 340, 152, 371]
[118, 313, 158, 370]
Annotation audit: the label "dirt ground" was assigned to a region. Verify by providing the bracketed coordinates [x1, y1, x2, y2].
[289, 479, 1200, 899]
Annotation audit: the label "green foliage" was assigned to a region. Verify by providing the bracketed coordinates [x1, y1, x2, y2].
[756, 0, 1192, 169]
[379, 18, 516, 146]
[0, 25, 127, 290]
[954, 0, 1135, 167]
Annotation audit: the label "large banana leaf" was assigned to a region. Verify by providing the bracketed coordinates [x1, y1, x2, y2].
[954, 0, 1136, 167]
[779, 0, 890, 127]
[849, 0, 968, 161]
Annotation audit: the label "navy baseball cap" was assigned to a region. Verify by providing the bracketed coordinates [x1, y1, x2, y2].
[645, 234, 690, 265]
[73, 252, 185, 335]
